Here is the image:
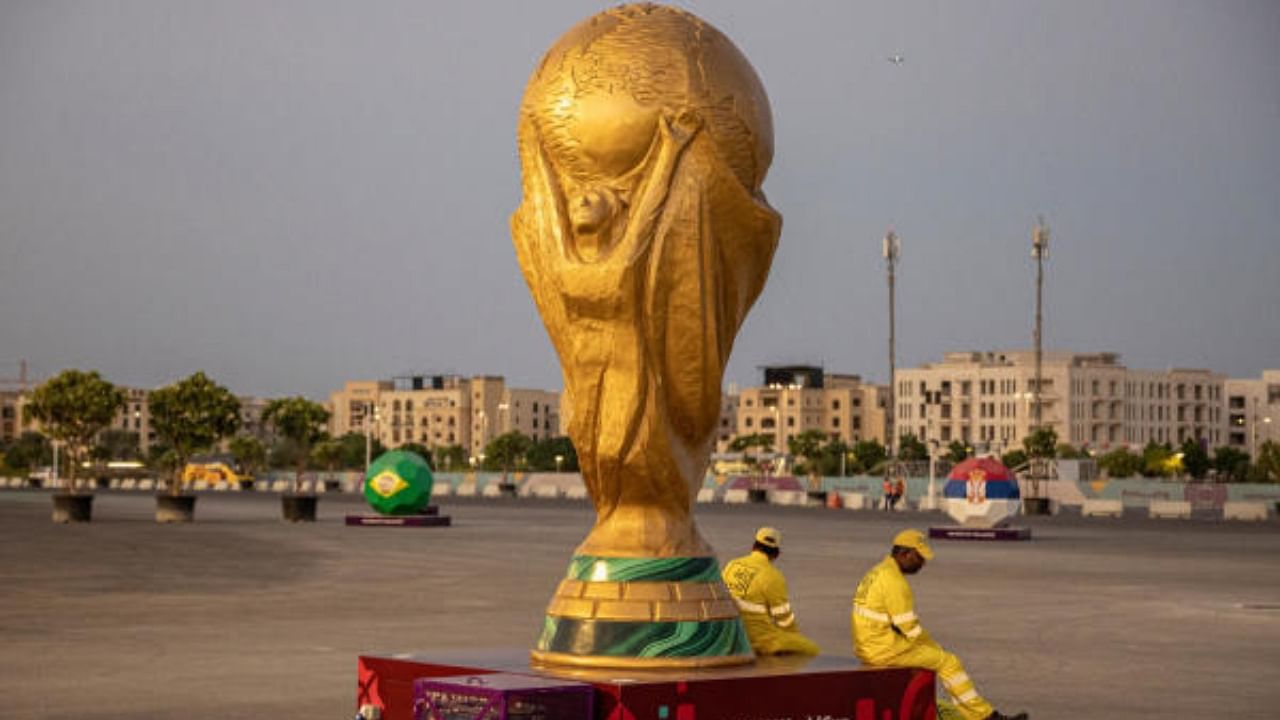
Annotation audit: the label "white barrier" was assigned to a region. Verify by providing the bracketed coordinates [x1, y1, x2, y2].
[532, 485, 561, 499]
[192, 480, 208, 491]
[696, 488, 716, 503]
[769, 490, 807, 506]
[270, 480, 288, 492]
[481, 483, 503, 497]
[1149, 500, 1192, 519]
[455, 484, 477, 497]
[138, 479, 155, 491]
[838, 492, 868, 510]
[1222, 501, 1268, 521]
[434, 484, 452, 497]
[565, 486, 588, 500]
[723, 489, 750, 504]
[1082, 499, 1124, 518]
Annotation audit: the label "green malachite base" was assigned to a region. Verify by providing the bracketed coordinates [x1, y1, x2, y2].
[534, 555, 753, 668]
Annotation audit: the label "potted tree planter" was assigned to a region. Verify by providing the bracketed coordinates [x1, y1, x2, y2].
[25, 370, 127, 525]
[148, 372, 242, 525]
[265, 397, 330, 523]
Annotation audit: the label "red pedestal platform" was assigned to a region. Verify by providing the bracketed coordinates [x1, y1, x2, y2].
[357, 649, 936, 720]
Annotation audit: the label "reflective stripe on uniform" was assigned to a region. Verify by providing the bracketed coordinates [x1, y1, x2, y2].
[734, 597, 768, 614]
[943, 672, 970, 689]
[904, 626, 922, 639]
[955, 690, 979, 703]
[776, 615, 795, 628]
[891, 611, 917, 624]
[853, 605, 890, 623]
[770, 603, 792, 617]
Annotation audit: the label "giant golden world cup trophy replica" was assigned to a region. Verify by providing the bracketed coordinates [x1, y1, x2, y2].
[512, 4, 780, 668]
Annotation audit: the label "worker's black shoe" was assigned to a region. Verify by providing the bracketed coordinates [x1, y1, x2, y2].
[986, 712, 1028, 720]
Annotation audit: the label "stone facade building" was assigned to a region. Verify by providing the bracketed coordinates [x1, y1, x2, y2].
[328, 374, 560, 463]
[895, 350, 1227, 454]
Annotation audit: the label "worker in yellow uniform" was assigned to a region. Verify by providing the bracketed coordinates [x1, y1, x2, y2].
[852, 529, 1028, 720]
[722, 527, 820, 656]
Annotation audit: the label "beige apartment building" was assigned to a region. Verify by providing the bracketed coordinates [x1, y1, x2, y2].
[895, 350, 1227, 454]
[0, 391, 23, 444]
[1225, 370, 1279, 457]
[328, 374, 561, 461]
[730, 365, 887, 451]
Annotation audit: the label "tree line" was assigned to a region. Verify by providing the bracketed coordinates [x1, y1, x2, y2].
[0, 369, 582, 482]
[719, 425, 1280, 483]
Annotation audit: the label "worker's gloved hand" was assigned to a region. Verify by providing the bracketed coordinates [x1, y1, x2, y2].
[986, 711, 1028, 720]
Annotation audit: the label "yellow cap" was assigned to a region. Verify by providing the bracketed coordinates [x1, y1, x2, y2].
[892, 528, 934, 560]
[754, 526, 781, 550]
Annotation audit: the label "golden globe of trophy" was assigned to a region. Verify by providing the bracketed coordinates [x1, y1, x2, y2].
[512, 3, 780, 668]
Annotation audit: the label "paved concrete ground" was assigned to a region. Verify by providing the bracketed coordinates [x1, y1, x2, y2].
[1, 489, 1278, 720]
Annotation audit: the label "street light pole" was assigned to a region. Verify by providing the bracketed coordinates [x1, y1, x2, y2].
[883, 230, 901, 486]
[1031, 218, 1049, 432]
[364, 402, 379, 473]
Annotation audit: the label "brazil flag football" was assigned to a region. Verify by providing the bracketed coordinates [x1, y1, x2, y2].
[364, 450, 434, 515]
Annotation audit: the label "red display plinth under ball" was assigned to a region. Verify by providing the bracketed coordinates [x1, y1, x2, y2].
[357, 649, 936, 720]
[346, 505, 451, 528]
[928, 526, 1031, 541]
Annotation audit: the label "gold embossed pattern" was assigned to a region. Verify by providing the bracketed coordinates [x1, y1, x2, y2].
[547, 579, 736, 621]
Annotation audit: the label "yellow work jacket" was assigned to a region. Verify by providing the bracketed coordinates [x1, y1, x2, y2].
[722, 550, 804, 653]
[851, 555, 927, 663]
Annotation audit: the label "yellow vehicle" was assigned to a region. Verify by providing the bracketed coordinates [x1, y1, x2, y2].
[182, 460, 244, 487]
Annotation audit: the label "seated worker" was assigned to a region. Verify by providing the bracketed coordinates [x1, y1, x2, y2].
[722, 527, 820, 656]
[852, 529, 1028, 720]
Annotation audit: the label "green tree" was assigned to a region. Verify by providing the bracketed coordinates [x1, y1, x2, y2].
[482, 431, 534, 473]
[4, 431, 52, 473]
[819, 439, 852, 477]
[397, 442, 434, 468]
[1141, 441, 1175, 478]
[263, 397, 329, 493]
[1098, 447, 1143, 478]
[149, 372, 242, 495]
[1179, 439, 1211, 480]
[434, 443, 468, 472]
[1023, 427, 1058, 459]
[897, 433, 928, 462]
[95, 429, 141, 462]
[526, 436, 579, 472]
[1000, 448, 1028, 471]
[1253, 440, 1280, 483]
[25, 370, 126, 494]
[728, 433, 776, 471]
[1056, 443, 1082, 460]
[229, 435, 267, 479]
[850, 440, 886, 474]
[946, 440, 970, 464]
[331, 432, 384, 470]
[1212, 446, 1251, 483]
[787, 430, 829, 487]
[311, 437, 346, 471]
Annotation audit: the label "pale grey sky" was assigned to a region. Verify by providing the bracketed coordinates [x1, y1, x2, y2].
[1, 1, 1277, 399]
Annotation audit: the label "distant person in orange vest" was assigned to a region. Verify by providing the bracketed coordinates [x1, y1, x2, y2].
[892, 476, 906, 510]
[882, 477, 893, 511]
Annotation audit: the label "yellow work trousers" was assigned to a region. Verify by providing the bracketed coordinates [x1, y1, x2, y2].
[871, 637, 993, 720]
[752, 630, 821, 657]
